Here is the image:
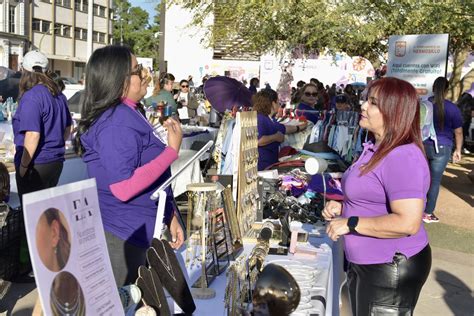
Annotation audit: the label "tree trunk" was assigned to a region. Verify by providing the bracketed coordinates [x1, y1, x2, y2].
[460, 68, 474, 100]
[447, 48, 469, 102]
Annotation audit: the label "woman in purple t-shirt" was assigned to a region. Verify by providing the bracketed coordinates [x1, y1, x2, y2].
[422, 77, 463, 223]
[254, 89, 307, 170]
[323, 78, 431, 315]
[13, 51, 72, 202]
[75, 46, 184, 287]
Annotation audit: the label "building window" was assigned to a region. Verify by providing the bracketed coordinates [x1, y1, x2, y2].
[55, 23, 72, 37]
[55, 0, 71, 8]
[41, 20, 51, 33]
[9, 6, 15, 33]
[40, 0, 52, 3]
[74, 27, 88, 40]
[75, 0, 87, 12]
[93, 4, 106, 17]
[98, 32, 105, 43]
[32, 18, 41, 32]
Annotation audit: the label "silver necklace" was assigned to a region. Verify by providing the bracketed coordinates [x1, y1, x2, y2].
[153, 241, 177, 282]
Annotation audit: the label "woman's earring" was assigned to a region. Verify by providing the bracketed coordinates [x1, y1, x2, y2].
[54, 246, 58, 255]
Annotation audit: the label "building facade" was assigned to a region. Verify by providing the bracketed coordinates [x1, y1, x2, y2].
[0, 0, 28, 71]
[0, 0, 113, 78]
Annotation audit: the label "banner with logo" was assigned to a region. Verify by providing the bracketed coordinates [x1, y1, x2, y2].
[387, 34, 449, 96]
[23, 179, 123, 316]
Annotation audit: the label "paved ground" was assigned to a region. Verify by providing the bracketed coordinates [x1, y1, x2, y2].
[1, 156, 473, 315]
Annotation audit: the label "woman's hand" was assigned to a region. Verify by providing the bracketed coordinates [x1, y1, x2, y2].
[322, 200, 342, 221]
[452, 150, 461, 163]
[274, 132, 285, 143]
[169, 213, 184, 249]
[299, 121, 308, 131]
[164, 118, 183, 152]
[326, 218, 349, 241]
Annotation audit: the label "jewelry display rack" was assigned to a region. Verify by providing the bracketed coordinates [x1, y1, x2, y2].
[222, 187, 243, 256]
[186, 183, 230, 299]
[234, 111, 259, 238]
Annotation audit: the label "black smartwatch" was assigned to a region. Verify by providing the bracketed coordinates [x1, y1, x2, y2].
[347, 216, 359, 233]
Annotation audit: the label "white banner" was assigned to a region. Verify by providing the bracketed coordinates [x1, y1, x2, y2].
[23, 179, 123, 316]
[387, 34, 449, 96]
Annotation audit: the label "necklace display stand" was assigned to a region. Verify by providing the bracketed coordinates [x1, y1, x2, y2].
[186, 183, 231, 299]
[136, 265, 170, 316]
[146, 239, 196, 314]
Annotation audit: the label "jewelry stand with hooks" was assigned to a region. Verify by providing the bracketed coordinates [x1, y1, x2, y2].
[186, 182, 230, 300]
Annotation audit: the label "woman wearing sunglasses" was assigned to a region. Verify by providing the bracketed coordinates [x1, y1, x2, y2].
[75, 45, 184, 287]
[296, 83, 320, 124]
[175, 79, 199, 118]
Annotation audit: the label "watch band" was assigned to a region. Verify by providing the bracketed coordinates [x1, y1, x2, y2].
[348, 216, 359, 233]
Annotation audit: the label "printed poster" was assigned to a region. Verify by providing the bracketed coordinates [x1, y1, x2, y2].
[387, 34, 449, 96]
[23, 179, 123, 316]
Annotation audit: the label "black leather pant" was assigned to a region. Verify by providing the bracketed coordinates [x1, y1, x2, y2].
[347, 244, 431, 316]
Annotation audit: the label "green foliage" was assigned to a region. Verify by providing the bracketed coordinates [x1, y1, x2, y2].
[174, 0, 473, 63]
[111, 0, 160, 60]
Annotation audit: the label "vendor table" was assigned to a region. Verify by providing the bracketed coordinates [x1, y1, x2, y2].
[177, 224, 344, 316]
[181, 126, 218, 150]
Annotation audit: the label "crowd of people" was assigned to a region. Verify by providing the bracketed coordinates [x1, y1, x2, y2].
[1, 45, 473, 315]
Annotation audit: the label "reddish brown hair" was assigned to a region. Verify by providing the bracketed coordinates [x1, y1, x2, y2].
[360, 77, 424, 174]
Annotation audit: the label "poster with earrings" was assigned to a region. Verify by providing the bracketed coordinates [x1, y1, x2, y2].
[22, 179, 123, 316]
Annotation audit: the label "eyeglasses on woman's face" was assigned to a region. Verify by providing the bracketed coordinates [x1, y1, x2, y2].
[130, 64, 144, 80]
[304, 92, 318, 97]
[181, 85, 189, 88]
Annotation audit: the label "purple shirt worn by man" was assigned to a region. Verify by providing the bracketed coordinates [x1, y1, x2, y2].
[80, 103, 175, 248]
[13, 84, 72, 167]
[257, 113, 286, 171]
[342, 142, 430, 264]
[426, 96, 463, 147]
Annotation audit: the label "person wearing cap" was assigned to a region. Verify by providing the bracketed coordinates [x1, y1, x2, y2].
[13, 51, 72, 202]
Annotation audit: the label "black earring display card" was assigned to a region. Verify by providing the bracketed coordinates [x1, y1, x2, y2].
[136, 265, 170, 316]
[148, 238, 196, 314]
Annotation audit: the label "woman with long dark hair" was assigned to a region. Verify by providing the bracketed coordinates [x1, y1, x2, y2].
[323, 77, 431, 315]
[423, 77, 463, 223]
[75, 45, 184, 286]
[13, 51, 72, 202]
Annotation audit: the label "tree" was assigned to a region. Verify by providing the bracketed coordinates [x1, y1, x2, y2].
[175, 0, 473, 100]
[112, 0, 160, 65]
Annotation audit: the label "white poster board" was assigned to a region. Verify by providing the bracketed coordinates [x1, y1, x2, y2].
[387, 34, 449, 96]
[23, 179, 124, 316]
[137, 57, 154, 72]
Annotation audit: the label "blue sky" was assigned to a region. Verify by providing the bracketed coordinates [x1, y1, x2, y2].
[130, 0, 159, 24]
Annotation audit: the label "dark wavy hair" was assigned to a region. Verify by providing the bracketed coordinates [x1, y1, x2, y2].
[74, 45, 132, 156]
[360, 77, 424, 175]
[19, 68, 61, 100]
[432, 76, 449, 130]
[44, 208, 71, 269]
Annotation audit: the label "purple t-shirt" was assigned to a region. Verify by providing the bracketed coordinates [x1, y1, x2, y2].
[257, 113, 286, 170]
[296, 103, 319, 124]
[342, 142, 430, 264]
[80, 104, 174, 248]
[13, 85, 72, 167]
[427, 97, 463, 146]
